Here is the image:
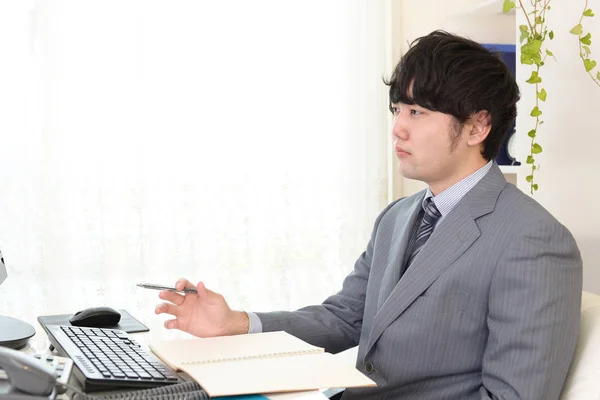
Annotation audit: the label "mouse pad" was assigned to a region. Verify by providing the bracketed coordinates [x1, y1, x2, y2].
[37, 309, 149, 334]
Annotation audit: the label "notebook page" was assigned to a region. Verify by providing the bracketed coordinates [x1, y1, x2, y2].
[149, 331, 324, 369]
[181, 352, 377, 397]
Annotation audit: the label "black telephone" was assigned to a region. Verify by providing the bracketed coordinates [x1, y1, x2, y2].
[0, 346, 58, 399]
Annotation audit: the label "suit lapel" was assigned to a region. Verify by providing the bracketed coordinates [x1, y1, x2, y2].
[376, 195, 423, 309]
[366, 163, 508, 353]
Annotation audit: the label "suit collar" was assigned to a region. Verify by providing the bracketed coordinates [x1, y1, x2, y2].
[461, 162, 508, 220]
[366, 163, 507, 353]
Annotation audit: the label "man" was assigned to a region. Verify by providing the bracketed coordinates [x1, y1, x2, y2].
[155, 31, 582, 399]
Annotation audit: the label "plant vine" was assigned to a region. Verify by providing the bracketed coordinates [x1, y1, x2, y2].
[504, 0, 552, 194]
[571, 1, 599, 87]
[504, 0, 598, 194]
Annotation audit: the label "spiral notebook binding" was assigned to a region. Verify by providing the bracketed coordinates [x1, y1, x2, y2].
[179, 348, 322, 365]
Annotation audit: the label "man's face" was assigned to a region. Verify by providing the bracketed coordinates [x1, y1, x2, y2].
[391, 101, 471, 193]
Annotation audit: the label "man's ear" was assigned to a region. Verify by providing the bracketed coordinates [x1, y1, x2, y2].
[467, 111, 492, 147]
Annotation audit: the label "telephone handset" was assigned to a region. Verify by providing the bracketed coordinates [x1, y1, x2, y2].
[0, 346, 57, 399]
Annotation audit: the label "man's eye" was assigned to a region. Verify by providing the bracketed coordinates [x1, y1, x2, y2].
[410, 109, 421, 116]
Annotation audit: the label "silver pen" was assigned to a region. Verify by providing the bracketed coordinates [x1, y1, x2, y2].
[136, 283, 198, 294]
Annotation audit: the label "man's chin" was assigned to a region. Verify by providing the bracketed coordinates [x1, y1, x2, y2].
[398, 167, 421, 181]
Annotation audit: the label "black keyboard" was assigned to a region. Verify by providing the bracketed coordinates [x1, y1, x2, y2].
[45, 325, 182, 392]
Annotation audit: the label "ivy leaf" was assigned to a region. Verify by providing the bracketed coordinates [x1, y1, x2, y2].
[597, 71, 600, 80]
[545, 49, 554, 57]
[521, 53, 534, 65]
[521, 40, 543, 65]
[584, 59, 597, 72]
[524, 39, 542, 55]
[526, 71, 542, 84]
[549, 30, 554, 40]
[519, 25, 529, 43]
[584, 45, 591, 54]
[584, 9, 595, 17]
[532, 143, 543, 154]
[530, 106, 543, 117]
[526, 155, 535, 164]
[527, 129, 536, 138]
[503, 0, 516, 12]
[532, 184, 539, 191]
[535, 16, 544, 25]
[526, 175, 534, 183]
[570, 24, 583, 35]
[580, 33, 592, 46]
[520, 29, 529, 43]
[502, 0, 515, 12]
[537, 88, 547, 101]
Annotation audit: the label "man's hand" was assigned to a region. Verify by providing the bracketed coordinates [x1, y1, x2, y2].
[154, 278, 249, 337]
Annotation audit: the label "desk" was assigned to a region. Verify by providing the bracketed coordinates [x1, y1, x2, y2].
[19, 318, 329, 400]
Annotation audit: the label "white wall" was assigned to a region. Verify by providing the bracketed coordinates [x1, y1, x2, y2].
[515, 3, 600, 294]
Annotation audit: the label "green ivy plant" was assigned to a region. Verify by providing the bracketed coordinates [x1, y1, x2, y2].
[503, 0, 553, 194]
[504, 0, 597, 194]
[571, 1, 599, 88]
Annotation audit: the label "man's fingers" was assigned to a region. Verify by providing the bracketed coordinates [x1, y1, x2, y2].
[155, 302, 179, 316]
[196, 281, 208, 298]
[175, 278, 195, 291]
[159, 290, 185, 306]
[164, 318, 179, 330]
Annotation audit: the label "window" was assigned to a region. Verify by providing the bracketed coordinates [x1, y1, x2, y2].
[0, 1, 390, 339]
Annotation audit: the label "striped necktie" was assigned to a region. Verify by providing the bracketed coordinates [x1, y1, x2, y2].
[405, 197, 442, 268]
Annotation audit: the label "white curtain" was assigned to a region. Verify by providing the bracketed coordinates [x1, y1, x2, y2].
[0, 0, 390, 340]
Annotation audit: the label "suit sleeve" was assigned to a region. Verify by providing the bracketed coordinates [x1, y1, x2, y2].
[255, 199, 402, 354]
[480, 219, 582, 400]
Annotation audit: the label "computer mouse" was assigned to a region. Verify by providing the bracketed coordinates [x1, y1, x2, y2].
[68, 306, 121, 328]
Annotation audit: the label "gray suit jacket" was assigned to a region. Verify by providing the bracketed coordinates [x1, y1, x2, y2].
[257, 164, 582, 400]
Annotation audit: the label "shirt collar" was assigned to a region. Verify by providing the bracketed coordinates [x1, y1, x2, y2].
[423, 161, 493, 217]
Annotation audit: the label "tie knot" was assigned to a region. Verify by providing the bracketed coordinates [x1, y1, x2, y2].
[423, 198, 441, 224]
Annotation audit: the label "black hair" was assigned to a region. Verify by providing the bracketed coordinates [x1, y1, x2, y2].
[385, 30, 520, 160]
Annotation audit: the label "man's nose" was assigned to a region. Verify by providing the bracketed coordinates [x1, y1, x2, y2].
[392, 113, 408, 139]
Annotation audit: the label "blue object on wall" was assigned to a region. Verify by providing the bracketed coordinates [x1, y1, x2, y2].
[481, 43, 520, 166]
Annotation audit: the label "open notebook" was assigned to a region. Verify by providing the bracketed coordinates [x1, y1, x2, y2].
[149, 331, 376, 397]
